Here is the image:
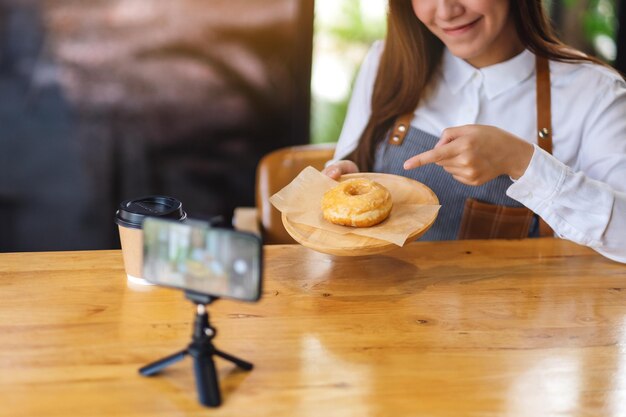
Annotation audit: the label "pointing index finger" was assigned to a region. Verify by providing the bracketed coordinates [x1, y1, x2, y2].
[403, 145, 454, 170]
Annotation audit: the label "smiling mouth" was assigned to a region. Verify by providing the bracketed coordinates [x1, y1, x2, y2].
[441, 17, 482, 35]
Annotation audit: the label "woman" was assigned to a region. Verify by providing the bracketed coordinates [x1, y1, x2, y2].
[323, 0, 626, 263]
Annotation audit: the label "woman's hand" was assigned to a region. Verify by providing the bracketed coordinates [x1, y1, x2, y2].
[403, 125, 534, 185]
[322, 160, 359, 180]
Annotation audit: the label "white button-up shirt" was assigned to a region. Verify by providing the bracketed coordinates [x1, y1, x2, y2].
[333, 41, 626, 263]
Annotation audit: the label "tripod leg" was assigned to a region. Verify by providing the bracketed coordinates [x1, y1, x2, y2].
[193, 354, 222, 407]
[139, 349, 188, 376]
[214, 348, 254, 371]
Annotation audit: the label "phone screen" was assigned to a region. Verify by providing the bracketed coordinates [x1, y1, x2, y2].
[142, 217, 262, 301]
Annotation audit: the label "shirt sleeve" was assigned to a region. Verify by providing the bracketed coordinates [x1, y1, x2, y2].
[328, 41, 384, 165]
[507, 77, 626, 263]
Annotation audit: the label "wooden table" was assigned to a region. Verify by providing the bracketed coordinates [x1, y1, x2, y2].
[1, 239, 625, 416]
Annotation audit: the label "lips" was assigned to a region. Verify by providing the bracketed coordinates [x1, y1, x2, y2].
[441, 17, 482, 36]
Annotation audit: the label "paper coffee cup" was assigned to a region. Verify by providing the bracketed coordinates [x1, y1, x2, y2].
[114, 196, 187, 285]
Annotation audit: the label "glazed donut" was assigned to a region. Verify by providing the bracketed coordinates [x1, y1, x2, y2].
[321, 178, 393, 227]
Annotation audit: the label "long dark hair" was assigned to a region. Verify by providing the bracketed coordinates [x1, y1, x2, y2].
[349, 0, 612, 170]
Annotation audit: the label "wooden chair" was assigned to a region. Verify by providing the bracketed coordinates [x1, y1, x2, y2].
[234, 143, 336, 244]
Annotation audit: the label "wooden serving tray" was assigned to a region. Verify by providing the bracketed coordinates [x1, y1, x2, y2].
[281, 172, 439, 256]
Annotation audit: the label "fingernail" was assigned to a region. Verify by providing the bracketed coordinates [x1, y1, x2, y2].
[403, 162, 410, 170]
[328, 168, 338, 176]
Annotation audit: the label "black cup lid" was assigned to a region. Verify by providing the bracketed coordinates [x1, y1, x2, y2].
[114, 195, 187, 229]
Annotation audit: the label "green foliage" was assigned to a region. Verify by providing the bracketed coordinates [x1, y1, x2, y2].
[320, 1, 386, 45]
[311, 97, 349, 145]
[311, 0, 387, 144]
[581, 0, 616, 39]
[564, 0, 617, 61]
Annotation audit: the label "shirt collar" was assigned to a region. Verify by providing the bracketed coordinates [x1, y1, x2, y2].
[441, 48, 536, 99]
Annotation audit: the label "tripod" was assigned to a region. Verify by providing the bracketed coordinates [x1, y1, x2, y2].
[139, 292, 253, 407]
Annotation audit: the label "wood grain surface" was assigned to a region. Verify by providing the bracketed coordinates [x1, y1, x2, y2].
[0, 239, 625, 416]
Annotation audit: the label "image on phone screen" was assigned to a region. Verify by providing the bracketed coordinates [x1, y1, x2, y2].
[142, 217, 262, 302]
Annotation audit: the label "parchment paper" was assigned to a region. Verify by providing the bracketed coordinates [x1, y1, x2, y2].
[270, 166, 441, 246]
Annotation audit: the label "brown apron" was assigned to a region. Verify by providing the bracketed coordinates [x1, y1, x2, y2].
[389, 55, 553, 239]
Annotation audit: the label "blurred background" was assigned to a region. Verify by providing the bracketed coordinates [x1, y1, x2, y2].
[0, 0, 624, 252]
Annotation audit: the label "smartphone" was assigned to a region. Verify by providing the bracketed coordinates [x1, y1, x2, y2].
[142, 217, 263, 302]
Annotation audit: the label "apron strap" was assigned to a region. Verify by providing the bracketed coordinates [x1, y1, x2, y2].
[535, 55, 554, 237]
[387, 112, 413, 145]
[536, 55, 552, 154]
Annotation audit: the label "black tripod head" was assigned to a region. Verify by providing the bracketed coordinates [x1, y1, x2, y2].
[185, 290, 219, 306]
